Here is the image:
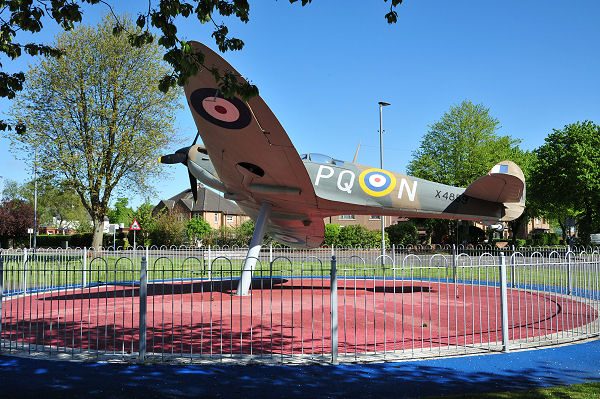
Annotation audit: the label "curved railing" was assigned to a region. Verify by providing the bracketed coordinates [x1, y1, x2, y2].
[0, 246, 598, 364]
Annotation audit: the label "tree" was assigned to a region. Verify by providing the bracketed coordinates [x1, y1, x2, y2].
[0, 1, 406, 132]
[529, 121, 600, 244]
[407, 100, 530, 243]
[130, 202, 159, 245]
[10, 179, 90, 232]
[0, 199, 34, 247]
[108, 198, 133, 226]
[185, 218, 212, 245]
[386, 222, 418, 247]
[149, 211, 186, 246]
[505, 150, 538, 246]
[407, 100, 523, 187]
[8, 17, 181, 249]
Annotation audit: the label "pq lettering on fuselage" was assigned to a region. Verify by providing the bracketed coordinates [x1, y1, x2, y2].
[314, 165, 418, 200]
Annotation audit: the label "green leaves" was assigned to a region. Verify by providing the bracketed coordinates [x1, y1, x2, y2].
[185, 217, 212, 242]
[529, 121, 600, 243]
[407, 100, 519, 188]
[7, 14, 183, 247]
[1, 1, 407, 133]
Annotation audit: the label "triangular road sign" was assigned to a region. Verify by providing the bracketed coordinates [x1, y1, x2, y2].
[130, 218, 141, 231]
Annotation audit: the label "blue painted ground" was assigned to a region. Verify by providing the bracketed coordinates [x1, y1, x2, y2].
[1, 340, 599, 398]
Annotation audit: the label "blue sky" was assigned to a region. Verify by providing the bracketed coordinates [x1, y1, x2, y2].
[1, 0, 599, 207]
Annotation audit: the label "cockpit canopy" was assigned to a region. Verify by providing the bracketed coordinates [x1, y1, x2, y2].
[300, 153, 345, 166]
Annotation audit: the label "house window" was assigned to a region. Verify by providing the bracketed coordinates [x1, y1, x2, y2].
[339, 215, 355, 220]
[535, 218, 540, 224]
[226, 215, 233, 222]
[214, 214, 218, 224]
[193, 213, 202, 219]
[369, 215, 381, 220]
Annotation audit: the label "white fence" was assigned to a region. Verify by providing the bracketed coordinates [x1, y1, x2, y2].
[0, 246, 598, 364]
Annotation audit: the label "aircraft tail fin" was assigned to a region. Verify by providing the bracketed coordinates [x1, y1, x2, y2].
[464, 161, 526, 221]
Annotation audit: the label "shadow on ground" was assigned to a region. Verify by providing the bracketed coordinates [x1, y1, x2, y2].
[1, 340, 599, 399]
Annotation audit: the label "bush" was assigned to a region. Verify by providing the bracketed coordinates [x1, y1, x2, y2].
[36, 234, 69, 247]
[386, 223, 418, 246]
[547, 232, 559, 245]
[185, 218, 212, 245]
[529, 232, 559, 246]
[468, 225, 485, 244]
[147, 212, 186, 246]
[337, 225, 387, 248]
[33, 233, 126, 248]
[323, 224, 341, 247]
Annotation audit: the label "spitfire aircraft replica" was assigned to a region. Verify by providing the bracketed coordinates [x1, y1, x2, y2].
[160, 42, 526, 295]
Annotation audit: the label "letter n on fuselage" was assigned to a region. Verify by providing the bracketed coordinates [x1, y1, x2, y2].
[398, 178, 417, 201]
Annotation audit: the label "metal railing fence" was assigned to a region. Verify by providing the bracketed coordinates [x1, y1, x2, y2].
[0, 245, 598, 364]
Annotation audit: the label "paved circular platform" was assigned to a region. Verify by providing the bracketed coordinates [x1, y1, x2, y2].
[2, 278, 595, 356]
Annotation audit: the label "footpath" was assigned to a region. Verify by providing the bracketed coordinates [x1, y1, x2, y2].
[1, 340, 599, 398]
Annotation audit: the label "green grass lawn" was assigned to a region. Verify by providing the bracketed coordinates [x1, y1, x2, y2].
[1, 251, 596, 295]
[426, 381, 600, 398]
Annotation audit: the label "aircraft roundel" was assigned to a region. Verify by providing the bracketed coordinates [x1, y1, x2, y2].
[190, 88, 252, 129]
[359, 168, 397, 197]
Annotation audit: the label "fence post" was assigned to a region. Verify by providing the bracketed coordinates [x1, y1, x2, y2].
[330, 255, 338, 365]
[83, 247, 87, 288]
[567, 251, 573, 295]
[269, 243, 273, 264]
[208, 245, 212, 280]
[510, 245, 516, 288]
[139, 256, 148, 361]
[0, 255, 4, 343]
[499, 252, 510, 352]
[22, 248, 28, 294]
[452, 244, 457, 283]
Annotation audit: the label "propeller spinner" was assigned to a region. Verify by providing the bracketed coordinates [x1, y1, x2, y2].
[159, 132, 201, 203]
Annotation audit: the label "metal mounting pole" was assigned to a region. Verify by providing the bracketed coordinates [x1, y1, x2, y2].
[378, 101, 390, 266]
[0, 256, 4, 341]
[500, 252, 510, 352]
[330, 255, 338, 364]
[236, 202, 272, 296]
[139, 256, 148, 361]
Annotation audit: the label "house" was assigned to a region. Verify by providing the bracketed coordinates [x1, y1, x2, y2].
[154, 184, 250, 229]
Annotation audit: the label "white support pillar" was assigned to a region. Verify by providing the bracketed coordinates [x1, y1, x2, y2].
[236, 202, 271, 296]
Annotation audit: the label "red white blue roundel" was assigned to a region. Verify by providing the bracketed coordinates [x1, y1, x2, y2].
[190, 88, 251, 129]
[358, 168, 397, 197]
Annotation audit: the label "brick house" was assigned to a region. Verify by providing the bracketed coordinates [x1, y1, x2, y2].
[154, 184, 250, 229]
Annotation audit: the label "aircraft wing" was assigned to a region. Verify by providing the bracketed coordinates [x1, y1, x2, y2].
[183, 42, 323, 247]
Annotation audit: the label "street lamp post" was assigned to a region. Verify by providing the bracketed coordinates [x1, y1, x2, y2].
[378, 101, 390, 265]
[33, 144, 38, 251]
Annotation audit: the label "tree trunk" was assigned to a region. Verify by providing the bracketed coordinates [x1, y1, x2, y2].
[92, 218, 104, 249]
